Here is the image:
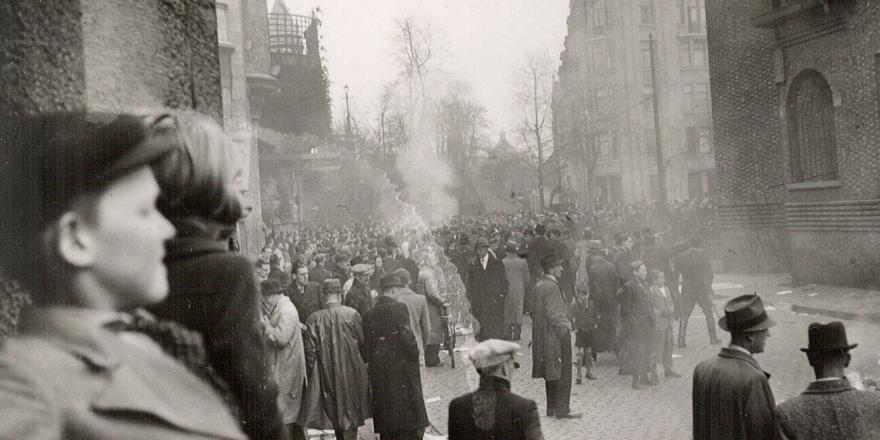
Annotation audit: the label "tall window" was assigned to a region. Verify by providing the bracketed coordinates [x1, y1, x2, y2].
[678, 0, 705, 32]
[787, 70, 838, 182]
[679, 38, 708, 69]
[595, 132, 617, 160]
[594, 87, 614, 115]
[640, 40, 652, 69]
[589, 0, 609, 35]
[684, 82, 709, 111]
[686, 127, 713, 155]
[590, 39, 612, 72]
[642, 84, 654, 116]
[639, 0, 655, 24]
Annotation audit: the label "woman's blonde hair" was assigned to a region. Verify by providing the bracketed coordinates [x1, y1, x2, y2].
[150, 112, 244, 226]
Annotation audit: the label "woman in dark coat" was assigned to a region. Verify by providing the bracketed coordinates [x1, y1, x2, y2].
[149, 114, 288, 440]
[362, 275, 429, 440]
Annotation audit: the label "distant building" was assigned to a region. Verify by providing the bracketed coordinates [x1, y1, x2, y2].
[257, 2, 333, 232]
[706, 1, 880, 286]
[216, 0, 279, 258]
[552, 0, 716, 207]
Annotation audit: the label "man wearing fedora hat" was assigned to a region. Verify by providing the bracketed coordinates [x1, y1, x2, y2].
[693, 294, 779, 440]
[776, 321, 880, 440]
[299, 279, 370, 440]
[361, 275, 429, 440]
[531, 255, 581, 419]
[466, 236, 510, 341]
[449, 339, 544, 439]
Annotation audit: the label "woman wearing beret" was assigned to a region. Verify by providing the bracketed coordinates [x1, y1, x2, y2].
[149, 114, 289, 440]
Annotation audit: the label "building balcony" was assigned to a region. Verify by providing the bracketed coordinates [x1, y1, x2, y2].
[751, 0, 827, 28]
[268, 12, 319, 57]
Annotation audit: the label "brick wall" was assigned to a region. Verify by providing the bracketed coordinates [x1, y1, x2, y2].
[707, 0, 880, 286]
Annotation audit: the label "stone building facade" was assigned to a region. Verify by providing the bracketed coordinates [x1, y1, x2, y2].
[1, 0, 222, 118]
[706, 0, 880, 286]
[552, 0, 716, 207]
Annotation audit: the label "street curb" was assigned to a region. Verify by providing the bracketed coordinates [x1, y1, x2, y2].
[791, 304, 880, 325]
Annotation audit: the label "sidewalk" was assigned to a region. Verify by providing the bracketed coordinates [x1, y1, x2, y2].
[713, 273, 880, 325]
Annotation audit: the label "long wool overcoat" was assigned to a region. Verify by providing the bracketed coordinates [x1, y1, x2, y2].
[530, 275, 571, 381]
[692, 348, 778, 440]
[466, 253, 509, 341]
[361, 296, 429, 434]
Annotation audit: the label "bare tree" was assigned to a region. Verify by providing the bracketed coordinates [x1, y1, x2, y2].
[391, 15, 446, 144]
[512, 50, 556, 210]
[435, 80, 489, 178]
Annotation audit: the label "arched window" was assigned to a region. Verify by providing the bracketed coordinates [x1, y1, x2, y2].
[787, 70, 838, 183]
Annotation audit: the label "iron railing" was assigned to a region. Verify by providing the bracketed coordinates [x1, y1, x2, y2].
[268, 13, 318, 56]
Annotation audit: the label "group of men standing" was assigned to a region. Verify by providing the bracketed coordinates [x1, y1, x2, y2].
[693, 294, 880, 440]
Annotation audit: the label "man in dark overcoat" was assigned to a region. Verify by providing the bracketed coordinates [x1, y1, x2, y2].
[361, 275, 429, 440]
[531, 255, 581, 419]
[675, 235, 721, 346]
[619, 261, 654, 389]
[343, 263, 374, 319]
[287, 260, 323, 324]
[525, 225, 553, 312]
[449, 339, 544, 440]
[466, 237, 509, 341]
[693, 294, 778, 440]
[586, 240, 620, 356]
[776, 321, 880, 440]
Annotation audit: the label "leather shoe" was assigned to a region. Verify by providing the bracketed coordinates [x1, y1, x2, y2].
[665, 369, 682, 378]
[585, 372, 597, 380]
[555, 412, 583, 419]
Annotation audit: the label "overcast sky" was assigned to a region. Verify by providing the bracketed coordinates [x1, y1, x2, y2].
[270, 0, 569, 140]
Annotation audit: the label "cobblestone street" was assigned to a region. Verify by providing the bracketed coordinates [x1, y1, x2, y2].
[412, 273, 880, 440]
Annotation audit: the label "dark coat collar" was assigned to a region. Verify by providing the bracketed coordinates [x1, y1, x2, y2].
[718, 347, 771, 379]
[540, 274, 559, 285]
[478, 375, 511, 392]
[375, 296, 396, 306]
[165, 234, 228, 260]
[802, 378, 853, 395]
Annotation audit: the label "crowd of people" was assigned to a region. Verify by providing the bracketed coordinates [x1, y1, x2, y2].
[0, 111, 877, 440]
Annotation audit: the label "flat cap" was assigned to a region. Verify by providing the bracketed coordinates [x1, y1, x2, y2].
[466, 339, 521, 370]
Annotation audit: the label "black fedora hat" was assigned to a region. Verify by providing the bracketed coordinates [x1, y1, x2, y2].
[540, 254, 563, 272]
[322, 278, 343, 294]
[719, 294, 776, 332]
[379, 274, 404, 290]
[800, 321, 857, 353]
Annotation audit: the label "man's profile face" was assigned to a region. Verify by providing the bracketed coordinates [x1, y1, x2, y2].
[623, 237, 634, 250]
[634, 264, 648, 281]
[751, 329, 770, 354]
[80, 167, 176, 310]
[549, 264, 563, 279]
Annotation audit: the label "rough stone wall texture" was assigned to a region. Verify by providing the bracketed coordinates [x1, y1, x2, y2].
[0, 0, 87, 114]
[240, 0, 271, 75]
[82, 0, 222, 121]
[707, 0, 880, 286]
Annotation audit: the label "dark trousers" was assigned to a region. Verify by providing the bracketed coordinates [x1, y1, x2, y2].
[545, 333, 573, 415]
[425, 344, 441, 366]
[286, 423, 306, 440]
[379, 428, 425, 440]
